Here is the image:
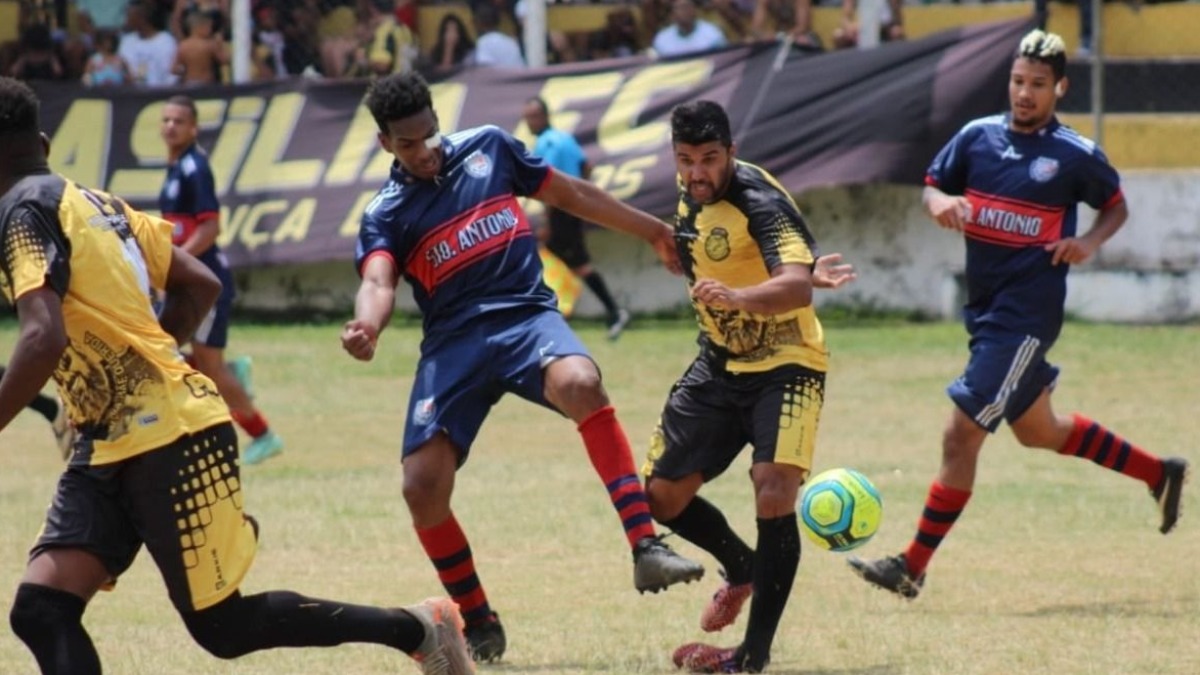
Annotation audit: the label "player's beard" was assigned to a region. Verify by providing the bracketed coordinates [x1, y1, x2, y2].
[1010, 102, 1051, 132]
[687, 162, 733, 205]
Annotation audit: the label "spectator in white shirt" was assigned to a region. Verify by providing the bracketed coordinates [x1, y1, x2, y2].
[471, 3, 525, 68]
[119, 2, 178, 86]
[652, 0, 728, 57]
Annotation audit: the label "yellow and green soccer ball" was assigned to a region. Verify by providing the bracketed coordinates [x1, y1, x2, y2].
[799, 468, 883, 552]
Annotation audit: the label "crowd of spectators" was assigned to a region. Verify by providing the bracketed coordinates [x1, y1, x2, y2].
[10, 0, 1115, 86]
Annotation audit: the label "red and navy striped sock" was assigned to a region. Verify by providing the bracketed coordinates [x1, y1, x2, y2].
[1058, 413, 1163, 489]
[578, 405, 657, 548]
[904, 481, 972, 577]
[415, 514, 492, 625]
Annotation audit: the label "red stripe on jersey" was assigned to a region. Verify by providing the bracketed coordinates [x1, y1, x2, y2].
[531, 167, 556, 197]
[404, 195, 533, 293]
[358, 249, 396, 277]
[1101, 189, 1124, 210]
[963, 189, 1065, 247]
[162, 211, 218, 246]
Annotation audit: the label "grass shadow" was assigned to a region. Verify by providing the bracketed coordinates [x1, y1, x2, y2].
[1013, 595, 1200, 619]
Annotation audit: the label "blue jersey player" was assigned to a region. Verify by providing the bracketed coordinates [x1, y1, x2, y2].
[341, 72, 705, 662]
[159, 95, 284, 465]
[849, 30, 1189, 600]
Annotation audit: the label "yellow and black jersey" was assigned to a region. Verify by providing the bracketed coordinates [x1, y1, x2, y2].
[0, 172, 230, 465]
[674, 160, 827, 374]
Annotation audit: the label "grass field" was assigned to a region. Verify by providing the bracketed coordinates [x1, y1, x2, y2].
[1, 319, 1197, 675]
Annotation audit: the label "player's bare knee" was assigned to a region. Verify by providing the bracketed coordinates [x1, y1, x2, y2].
[644, 478, 679, 521]
[401, 472, 449, 514]
[752, 466, 803, 515]
[546, 365, 606, 414]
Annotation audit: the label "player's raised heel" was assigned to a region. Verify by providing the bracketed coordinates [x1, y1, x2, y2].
[847, 553, 925, 600]
[633, 536, 705, 594]
[1154, 456, 1189, 534]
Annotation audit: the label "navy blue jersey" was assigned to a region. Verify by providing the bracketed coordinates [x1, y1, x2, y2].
[159, 143, 221, 267]
[356, 125, 557, 337]
[926, 114, 1122, 339]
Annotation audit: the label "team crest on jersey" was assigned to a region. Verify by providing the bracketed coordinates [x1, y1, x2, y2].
[413, 397, 436, 425]
[464, 151, 493, 179]
[704, 228, 731, 261]
[1029, 157, 1059, 183]
[165, 179, 180, 200]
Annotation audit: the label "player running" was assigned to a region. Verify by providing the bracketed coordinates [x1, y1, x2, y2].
[848, 29, 1189, 600]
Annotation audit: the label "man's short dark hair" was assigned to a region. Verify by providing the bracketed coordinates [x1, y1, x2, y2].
[165, 94, 198, 121]
[0, 76, 41, 139]
[365, 72, 433, 133]
[670, 100, 732, 147]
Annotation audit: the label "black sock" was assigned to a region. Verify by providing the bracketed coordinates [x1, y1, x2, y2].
[582, 271, 620, 320]
[10, 583, 102, 675]
[741, 514, 801, 671]
[28, 392, 59, 423]
[184, 590, 425, 658]
[661, 496, 754, 584]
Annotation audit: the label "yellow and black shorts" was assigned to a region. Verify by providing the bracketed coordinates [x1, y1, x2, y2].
[31, 422, 257, 612]
[642, 354, 824, 483]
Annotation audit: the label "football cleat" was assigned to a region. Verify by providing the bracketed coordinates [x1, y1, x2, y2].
[700, 575, 753, 633]
[405, 597, 474, 675]
[464, 612, 506, 663]
[1153, 456, 1190, 534]
[847, 553, 924, 600]
[633, 535, 705, 594]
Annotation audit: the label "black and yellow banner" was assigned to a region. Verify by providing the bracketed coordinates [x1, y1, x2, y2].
[32, 17, 1030, 268]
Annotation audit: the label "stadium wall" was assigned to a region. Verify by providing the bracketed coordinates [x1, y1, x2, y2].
[236, 171, 1200, 323]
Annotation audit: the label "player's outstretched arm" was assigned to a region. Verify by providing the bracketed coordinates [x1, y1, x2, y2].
[160, 245, 222, 345]
[0, 287, 65, 433]
[343, 255, 398, 362]
[536, 171, 681, 275]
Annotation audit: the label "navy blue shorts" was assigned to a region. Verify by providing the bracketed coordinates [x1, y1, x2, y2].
[193, 251, 235, 349]
[403, 308, 591, 462]
[947, 328, 1059, 432]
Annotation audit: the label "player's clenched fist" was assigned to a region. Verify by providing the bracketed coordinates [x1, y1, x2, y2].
[341, 320, 379, 361]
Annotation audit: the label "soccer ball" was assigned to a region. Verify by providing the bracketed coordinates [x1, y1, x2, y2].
[799, 468, 882, 552]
